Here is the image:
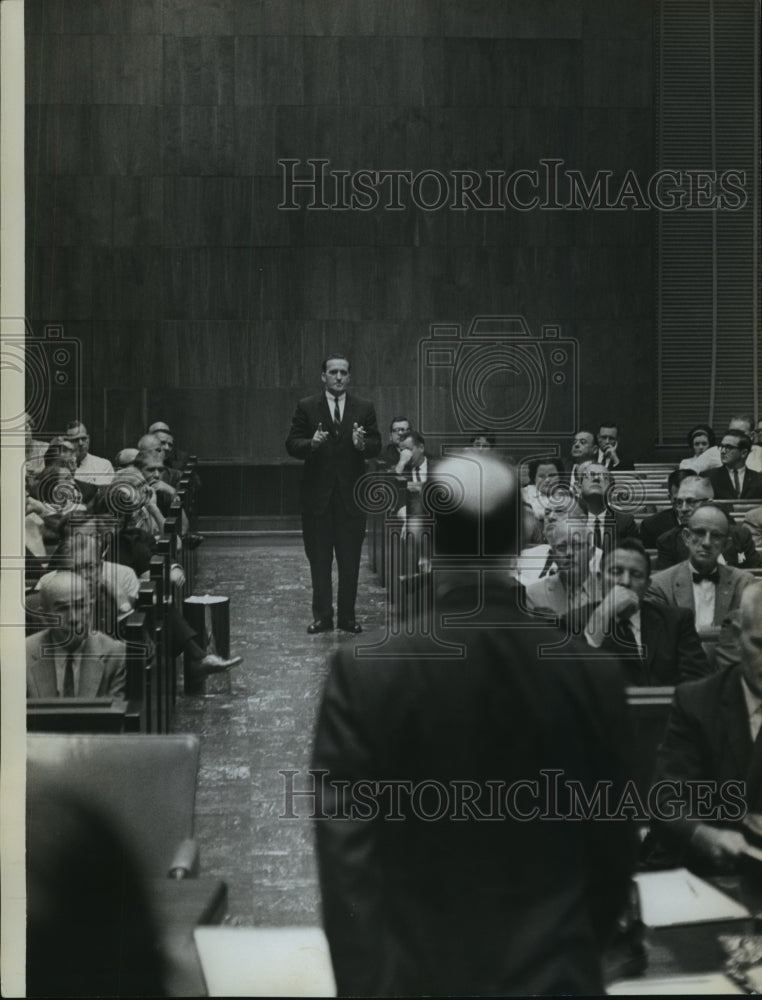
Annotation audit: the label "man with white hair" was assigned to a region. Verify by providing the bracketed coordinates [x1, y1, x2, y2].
[655, 475, 760, 569]
[313, 452, 638, 996]
[26, 571, 126, 698]
[649, 581, 762, 872]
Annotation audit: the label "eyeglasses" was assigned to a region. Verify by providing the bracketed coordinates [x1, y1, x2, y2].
[719, 443, 740, 451]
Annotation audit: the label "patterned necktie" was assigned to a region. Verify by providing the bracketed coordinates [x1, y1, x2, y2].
[413, 466, 420, 483]
[733, 468, 741, 498]
[63, 652, 75, 697]
[333, 398, 341, 433]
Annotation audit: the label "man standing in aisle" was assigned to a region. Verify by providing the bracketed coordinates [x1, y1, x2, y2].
[286, 354, 381, 634]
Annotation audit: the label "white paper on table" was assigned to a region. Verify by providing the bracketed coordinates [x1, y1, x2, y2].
[634, 868, 750, 927]
[607, 972, 744, 994]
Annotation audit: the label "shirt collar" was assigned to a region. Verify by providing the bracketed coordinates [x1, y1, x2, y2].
[326, 390, 346, 405]
[741, 676, 762, 721]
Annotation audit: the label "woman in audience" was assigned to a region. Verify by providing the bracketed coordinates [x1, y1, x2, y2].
[679, 423, 716, 470]
[522, 456, 565, 523]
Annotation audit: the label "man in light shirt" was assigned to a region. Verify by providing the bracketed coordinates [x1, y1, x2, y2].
[66, 420, 115, 488]
[647, 504, 753, 631]
[649, 581, 762, 873]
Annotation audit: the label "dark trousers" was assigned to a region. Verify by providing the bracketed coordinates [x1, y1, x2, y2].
[302, 491, 366, 622]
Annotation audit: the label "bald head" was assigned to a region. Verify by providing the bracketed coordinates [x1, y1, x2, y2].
[137, 434, 163, 456]
[432, 454, 518, 557]
[39, 571, 91, 651]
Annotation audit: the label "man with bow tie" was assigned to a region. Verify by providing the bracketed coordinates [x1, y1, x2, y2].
[286, 354, 381, 634]
[584, 538, 710, 686]
[646, 504, 754, 630]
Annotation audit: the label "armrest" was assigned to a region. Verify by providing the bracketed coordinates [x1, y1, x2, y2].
[167, 837, 199, 879]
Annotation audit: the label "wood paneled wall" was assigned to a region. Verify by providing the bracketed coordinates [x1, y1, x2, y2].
[26, 0, 656, 464]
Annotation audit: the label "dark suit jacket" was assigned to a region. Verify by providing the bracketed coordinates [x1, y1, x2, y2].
[650, 665, 755, 858]
[702, 465, 762, 500]
[312, 580, 638, 997]
[596, 449, 634, 472]
[26, 629, 126, 698]
[655, 522, 761, 571]
[639, 507, 679, 549]
[578, 504, 640, 550]
[588, 600, 711, 686]
[285, 392, 381, 516]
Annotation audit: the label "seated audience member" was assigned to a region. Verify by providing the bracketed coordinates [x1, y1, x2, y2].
[648, 581, 762, 874]
[639, 468, 695, 549]
[743, 503, 762, 552]
[26, 783, 167, 998]
[525, 516, 601, 618]
[26, 570, 126, 698]
[702, 430, 762, 500]
[521, 457, 564, 523]
[655, 475, 760, 570]
[596, 423, 633, 471]
[375, 416, 412, 469]
[566, 429, 598, 489]
[647, 504, 754, 630]
[392, 431, 430, 517]
[114, 447, 139, 469]
[686, 414, 761, 474]
[679, 423, 716, 470]
[576, 461, 640, 550]
[584, 538, 710, 685]
[96, 478, 243, 690]
[136, 436, 200, 545]
[749, 417, 762, 472]
[148, 420, 191, 471]
[469, 430, 495, 450]
[138, 433, 182, 489]
[24, 412, 48, 481]
[27, 465, 88, 550]
[516, 500, 585, 587]
[66, 420, 115, 489]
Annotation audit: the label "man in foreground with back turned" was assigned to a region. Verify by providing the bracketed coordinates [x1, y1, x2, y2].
[312, 453, 638, 996]
[286, 354, 380, 634]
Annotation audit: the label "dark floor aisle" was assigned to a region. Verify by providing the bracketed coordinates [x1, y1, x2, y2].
[173, 540, 387, 926]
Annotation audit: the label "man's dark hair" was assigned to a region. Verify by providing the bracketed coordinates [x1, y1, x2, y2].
[66, 420, 87, 433]
[602, 537, 651, 578]
[389, 416, 411, 431]
[400, 430, 425, 449]
[133, 450, 163, 472]
[322, 354, 350, 372]
[724, 431, 752, 454]
[528, 457, 564, 483]
[667, 467, 697, 491]
[686, 423, 716, 449]
[598, 422, 619, 434]
[470, 430, 496, 445]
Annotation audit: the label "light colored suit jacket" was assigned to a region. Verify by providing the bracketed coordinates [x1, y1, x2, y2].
[743, 505, 762, 551]
[646, 560, 753, 627]
[26, 630, 126, 698]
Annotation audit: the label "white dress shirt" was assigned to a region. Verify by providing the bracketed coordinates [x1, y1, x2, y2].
[741, 677, 762, 742]
[326, 391, 346, 421]
[691, 575, 717, 630]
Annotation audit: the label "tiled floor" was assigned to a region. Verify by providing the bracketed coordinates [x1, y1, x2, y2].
[173, 541, 387, 926]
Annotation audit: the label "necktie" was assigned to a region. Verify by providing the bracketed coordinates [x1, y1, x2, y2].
[593, 517, 602, 549]
[63, 652, 75, 697]
[733, 468, 741, 498]
[413, 467, 420, 483]
[539, 554, 557, 579]
[692, 569, 720, 585]
[333, 398, 341, 433]
[615, 619, 640, 658]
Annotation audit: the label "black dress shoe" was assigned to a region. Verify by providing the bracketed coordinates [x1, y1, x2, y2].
[307, 619, 334, 634]
[182, 533, 204, 550]
[337, 620, 362, 634]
